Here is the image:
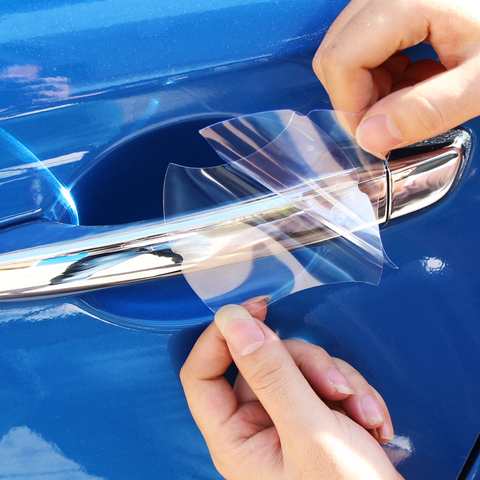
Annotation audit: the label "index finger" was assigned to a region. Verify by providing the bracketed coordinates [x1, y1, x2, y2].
[315, 0, 370, 85]
[180, 300, 269, 439]
[214, 305, 335, 448]
[313, 0, 430, 117]
[180, 321, 238, 439]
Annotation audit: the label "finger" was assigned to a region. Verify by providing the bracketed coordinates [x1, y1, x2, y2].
[180, 321, 238, 440]
[381, 54, 411, 85]
[234, 340, 396, 443]
[316, 0, 371, 85]
[333, 358, 395, 443]
[182, 320, 283, 480]
[229, 296, 270, 405]
[313, 0, 431, 125]
[398, 59, 447, 84]
[233, 297, 270, 404]
[283, 340, 355, 397]
[326, 58, 408, 137]
[286, 343, 395, 444]
[234, 339, 355, 405]
[227, 323, 394, 444]
[391, 59, 446, 92]
[370, 66, 392, 101]
[372, 386, 395, 444]
[356, 58, 480, 153]
[241, 296, 270, 322]
[214, 305, 335, 445]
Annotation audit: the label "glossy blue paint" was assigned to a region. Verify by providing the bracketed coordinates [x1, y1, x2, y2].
[0, 0, 344, 115]
[1, 1, 480, 479]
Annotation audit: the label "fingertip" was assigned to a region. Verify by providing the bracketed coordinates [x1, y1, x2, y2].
[357, 64, 480, 150]
[361, 393, 387, 427]
[334, 359, 393, 434]
[328, 366, 355, 395]
[215, 305, 267, 358]
[215, 304, 253, 335]
[369, 426, 393, 445]
[241, 296, 270, 321]
[241, 295, 272, 306]
[356, 114, 405, 154]
[377, 419, 395, 443]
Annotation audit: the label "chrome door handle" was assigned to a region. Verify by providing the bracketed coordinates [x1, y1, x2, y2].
[387, 128, 470, 220]
[0, 127, 470, 300]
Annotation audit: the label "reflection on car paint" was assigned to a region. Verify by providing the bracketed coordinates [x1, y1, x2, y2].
[0, 64, 70, 106]
[0, 426, 104, 480]
[422, 257, 447, 275]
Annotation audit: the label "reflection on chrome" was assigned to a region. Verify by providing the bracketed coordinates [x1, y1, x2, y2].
[0, 426, 105, 479]
[388, 128, 470, 219]
[0, 127, 470, 300]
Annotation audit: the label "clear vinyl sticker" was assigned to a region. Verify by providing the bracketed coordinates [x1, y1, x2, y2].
[164, 109, 393, 312]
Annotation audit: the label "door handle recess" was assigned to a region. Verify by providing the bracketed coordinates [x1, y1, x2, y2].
[0, 127, 471, 300]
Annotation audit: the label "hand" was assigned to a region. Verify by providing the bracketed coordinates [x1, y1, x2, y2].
[180, 298, 404, 480]
[313, 0, 480, 156]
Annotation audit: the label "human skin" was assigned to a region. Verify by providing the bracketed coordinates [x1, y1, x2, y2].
[181, 298, 404, 480]
[178, 2, 480, 477]
[313, 0, 480, 157]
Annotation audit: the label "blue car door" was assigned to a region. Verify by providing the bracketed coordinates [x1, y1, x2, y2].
[0, 1, 479, 479]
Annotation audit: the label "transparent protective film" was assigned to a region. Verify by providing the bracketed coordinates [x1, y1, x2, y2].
[0, 128, 78, 227]
[164, 110, 391, 312]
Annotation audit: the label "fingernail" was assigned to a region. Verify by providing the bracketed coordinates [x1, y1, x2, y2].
[215, 305, 266, 358]
[328, 366, 354, 395]
[242, 295, 272, 306]
[378, 421, 395, 442]
[361, 393, 386, 425]
[357, 114, 404, 153]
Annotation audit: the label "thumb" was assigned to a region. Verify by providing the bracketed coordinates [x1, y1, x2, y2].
[214, 304, 332, 438]
[356, 60, 480, 154]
